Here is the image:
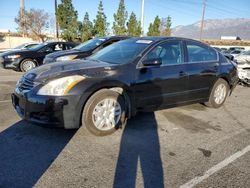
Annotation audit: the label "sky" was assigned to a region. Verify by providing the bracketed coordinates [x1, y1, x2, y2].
[0, 0, 249, 33]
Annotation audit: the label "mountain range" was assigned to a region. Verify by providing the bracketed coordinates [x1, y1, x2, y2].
[171, 18, 250, 40]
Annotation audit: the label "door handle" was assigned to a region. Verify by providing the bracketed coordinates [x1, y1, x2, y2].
[214, 62, 219, 67]
[179, 71, 187, 77]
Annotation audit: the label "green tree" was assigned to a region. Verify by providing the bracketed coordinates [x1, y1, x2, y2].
[113, 0, 128, 35]
[126, 12, 141, 36]
[160, 16, 172, 36]
[93, 0, 109, 36]
[56, 0, 78, 41]
[147, 16, 161, 36]
[81, 12, 93, 41]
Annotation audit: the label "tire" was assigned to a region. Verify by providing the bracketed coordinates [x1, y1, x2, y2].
[82, 89, 127, 136]
[205, 78, 229, 108]
[20, 59, 37, 72]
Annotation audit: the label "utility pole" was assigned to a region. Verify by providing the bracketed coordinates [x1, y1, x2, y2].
[20, 0, 25, 37]
[55, 0, 59, 40]
[199, 0, 206, 40]
[140, 0, 145, 36]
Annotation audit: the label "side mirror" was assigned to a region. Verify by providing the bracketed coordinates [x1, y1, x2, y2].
[142, 58, 162, 66]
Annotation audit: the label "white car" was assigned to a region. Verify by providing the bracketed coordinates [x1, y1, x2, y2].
[230, 50, 243, 58]
[234, 51, 250, 64]
[237, 60, 250, 86]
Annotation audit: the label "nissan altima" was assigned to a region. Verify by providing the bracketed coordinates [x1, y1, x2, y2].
[12, 37, 239, 136]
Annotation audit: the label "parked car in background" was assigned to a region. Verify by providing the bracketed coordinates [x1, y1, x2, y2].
[229, 47, 245, 52]
[220, 48, 227, 51]
[214, 47, 234, 61]
[237, 62, 250, 86]
[0, 42, 40, 53]
[234, 50, 250, 64]
[12, 37, 238, 136]
[230, 50, 243, 57]
[0, 41, 77, 72]
[235, 51, 250, 86]
[43, 36, 130, 64]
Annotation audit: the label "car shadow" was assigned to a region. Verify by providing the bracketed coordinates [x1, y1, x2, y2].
[113, 112, 164, 188]
[0, 120, 76, 187]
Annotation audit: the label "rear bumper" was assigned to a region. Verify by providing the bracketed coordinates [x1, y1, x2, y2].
[11, 92, 83, 129]
[230, 72, 239, 95]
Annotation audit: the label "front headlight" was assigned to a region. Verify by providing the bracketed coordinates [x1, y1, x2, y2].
[56, 55, 78, 61]
[5, 54, 21, 59]
[37, 75, 85, 96]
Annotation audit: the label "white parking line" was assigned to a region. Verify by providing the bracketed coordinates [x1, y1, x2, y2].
[0, 100, 11, 103]
[179, 144, 250, 188]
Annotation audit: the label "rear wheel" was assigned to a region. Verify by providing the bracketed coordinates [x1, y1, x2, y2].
[82, 89, 127, 136]
[20, 59, 36, 72]
[205, 78, 229, 108]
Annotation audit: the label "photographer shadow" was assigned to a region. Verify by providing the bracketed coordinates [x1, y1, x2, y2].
[0, 120, 76, 187]
[113, 112, 164, 188]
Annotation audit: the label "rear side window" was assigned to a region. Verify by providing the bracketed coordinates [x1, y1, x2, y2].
[65, 43, 75, 50]
[54, 44, 64, 51]
[186, 41, 217, 62]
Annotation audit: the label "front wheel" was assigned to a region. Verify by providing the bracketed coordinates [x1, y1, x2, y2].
[82, 89, 127, 136]
[20, 59, 36, 72]
[205, 78, 229, 108]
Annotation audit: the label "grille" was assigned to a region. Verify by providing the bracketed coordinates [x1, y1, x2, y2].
[18, 77, 35, 92]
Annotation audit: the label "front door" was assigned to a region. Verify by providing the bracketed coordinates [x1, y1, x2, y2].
[133, 40, 189, 110]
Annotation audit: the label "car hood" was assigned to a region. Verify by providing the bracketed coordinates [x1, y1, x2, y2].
[23, 59, 119, 83]
[46, 49, 88, 59]
[1, 49, 32, 56]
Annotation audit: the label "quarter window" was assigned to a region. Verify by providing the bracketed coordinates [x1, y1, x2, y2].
[186, 41, 217, 62]
[144, 41, 183, 65]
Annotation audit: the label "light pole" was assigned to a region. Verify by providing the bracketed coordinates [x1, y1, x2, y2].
[20, 0, 25, 37]
[55, 0, 59, 40]
[141, 0, 145, 36]
[199, 0, 206, 40]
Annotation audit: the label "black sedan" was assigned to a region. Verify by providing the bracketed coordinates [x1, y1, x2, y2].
[0, 41, 77, 72]
[43, 36, 130, 64]
[12, 37, 238, 136]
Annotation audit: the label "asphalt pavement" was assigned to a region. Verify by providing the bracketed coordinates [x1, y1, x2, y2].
[0, 68, 249, 188]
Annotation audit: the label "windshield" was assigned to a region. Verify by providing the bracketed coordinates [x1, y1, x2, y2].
[14, 44, 26, 49]
[73, 38, 107, 51]
[29, 43, 46, 50]
[88, 39, 151, 64]
[25, 44, 39, 49]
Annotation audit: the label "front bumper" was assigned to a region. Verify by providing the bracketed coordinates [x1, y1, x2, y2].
[0, 57, 21, 70]
[12, 91, 83, 129]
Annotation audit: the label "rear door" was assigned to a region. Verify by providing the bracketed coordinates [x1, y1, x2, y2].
[134, 40, 189, 110]
[184, 40, 219, 101]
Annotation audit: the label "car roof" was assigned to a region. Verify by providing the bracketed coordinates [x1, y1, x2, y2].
[95, 35, 131, 40]
[41, 41, 78, 46]
[129, 36, 199, 42]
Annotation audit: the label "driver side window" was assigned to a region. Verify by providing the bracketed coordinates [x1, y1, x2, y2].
[144, 41, 183, 65]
